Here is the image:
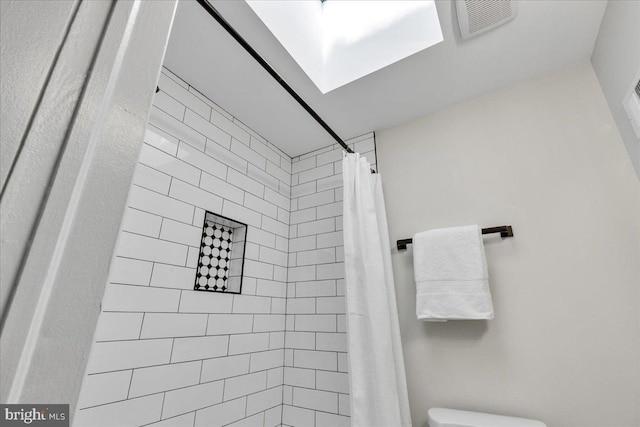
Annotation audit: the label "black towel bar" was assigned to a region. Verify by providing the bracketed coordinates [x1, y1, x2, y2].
[396, 225, 513, 250]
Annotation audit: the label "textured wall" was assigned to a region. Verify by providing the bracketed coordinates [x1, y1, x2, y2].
[377, 63, 640, 427]
[283, 136, 376, 427]
[0, 0, 77, 186]
[76, 68, 291, 427]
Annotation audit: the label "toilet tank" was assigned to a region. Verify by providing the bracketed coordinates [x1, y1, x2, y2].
[428, 408, 547, 427]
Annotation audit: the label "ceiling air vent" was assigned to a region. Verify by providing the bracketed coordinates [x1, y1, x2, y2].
[456, 0, 518, 39]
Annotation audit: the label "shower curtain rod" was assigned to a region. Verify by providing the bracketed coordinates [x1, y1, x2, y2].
[396, 225, 514, 250]
[195, 0, 354, 154]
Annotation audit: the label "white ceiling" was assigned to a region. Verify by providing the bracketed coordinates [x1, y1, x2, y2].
[164, 0, 607, 157]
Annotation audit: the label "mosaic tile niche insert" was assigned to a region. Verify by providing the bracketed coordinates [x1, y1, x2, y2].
[194, 211, 247, 294]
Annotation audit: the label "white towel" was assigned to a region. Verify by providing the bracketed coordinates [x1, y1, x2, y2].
[414, 225, 494, 320]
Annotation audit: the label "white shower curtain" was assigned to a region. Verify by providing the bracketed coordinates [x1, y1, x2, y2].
[342, 153, 412, 427]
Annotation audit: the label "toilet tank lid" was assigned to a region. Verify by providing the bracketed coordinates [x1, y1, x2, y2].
[428, 408, 547, 427]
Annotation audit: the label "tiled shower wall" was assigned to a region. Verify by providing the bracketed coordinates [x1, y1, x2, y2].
[282, 136, 376, 427]
[76, 68, 291, 427]
[75, 67, 377, 427]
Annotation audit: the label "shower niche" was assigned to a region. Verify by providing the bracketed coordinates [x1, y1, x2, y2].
[194, 211, 247, 294]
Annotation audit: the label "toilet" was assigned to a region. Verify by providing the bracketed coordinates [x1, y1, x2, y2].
[428, 408, 547, 427]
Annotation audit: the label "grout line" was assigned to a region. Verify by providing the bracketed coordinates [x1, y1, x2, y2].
[93, 329, 339, 344]
[169, 338, 175, 363]
[138, 313, 145, 339]
[281, 402, 349, 419]
[221, 378, 227, 404]
[140, 142, 204, 185]
[147, 261, 156, 286]
[123, 206, 166, 236]
[176, 291, 183, 313]
[160, 392, 167, 421]
[151, 102, 188, 127]
[159, 66, 190, 90]
[125, 369, 134, 400]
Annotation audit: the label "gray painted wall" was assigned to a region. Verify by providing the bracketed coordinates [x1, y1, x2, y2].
[591, 0, 640, 180]
[377, 64, 640, 427]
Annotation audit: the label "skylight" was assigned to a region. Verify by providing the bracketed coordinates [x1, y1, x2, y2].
[246, 0, 443, 94]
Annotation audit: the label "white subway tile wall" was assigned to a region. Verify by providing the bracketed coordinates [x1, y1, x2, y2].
[77, 66, 377, 427]
[282, 135, 375, 427]
[77, 68, 291, 427]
